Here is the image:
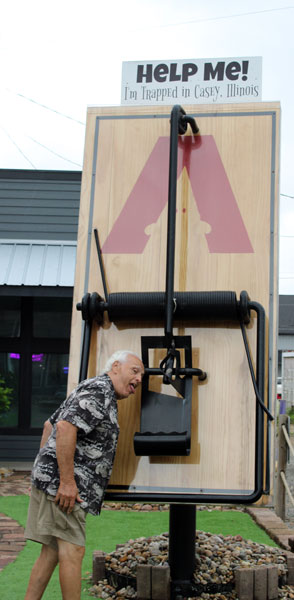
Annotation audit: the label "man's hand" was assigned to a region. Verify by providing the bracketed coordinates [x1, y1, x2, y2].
[55, 481, 83, 514]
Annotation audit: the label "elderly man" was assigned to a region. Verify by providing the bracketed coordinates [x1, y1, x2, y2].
[24, 350, 144, 600]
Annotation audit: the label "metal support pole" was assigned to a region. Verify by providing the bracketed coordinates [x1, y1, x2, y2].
[169, 503, 196, 598]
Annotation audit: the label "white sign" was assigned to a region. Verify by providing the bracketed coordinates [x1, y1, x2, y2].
[121, 57, 262, 106]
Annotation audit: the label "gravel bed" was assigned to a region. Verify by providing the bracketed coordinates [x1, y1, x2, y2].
[101, 503, 243, 513]
[86, 530, 294, 599]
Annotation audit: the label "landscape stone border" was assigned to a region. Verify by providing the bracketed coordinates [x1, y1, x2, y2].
[91, 554, 294, 599]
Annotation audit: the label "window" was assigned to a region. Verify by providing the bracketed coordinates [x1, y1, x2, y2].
[31, 353, 68, 428]
[33, 298, 72, 339]
[0, 297, 20, 337]
[0, 296, 71, 434]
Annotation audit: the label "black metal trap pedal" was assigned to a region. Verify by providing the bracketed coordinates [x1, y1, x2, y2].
[133, 335, 205, 456]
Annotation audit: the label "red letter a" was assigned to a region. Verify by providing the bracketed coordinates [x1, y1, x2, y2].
[102, 136, 253, 254]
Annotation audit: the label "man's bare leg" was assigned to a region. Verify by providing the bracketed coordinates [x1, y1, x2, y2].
[57, 538, 85, 600]
[24, 544, 58, 600]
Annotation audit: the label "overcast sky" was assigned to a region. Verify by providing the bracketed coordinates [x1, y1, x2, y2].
[0, 0, 293, 291]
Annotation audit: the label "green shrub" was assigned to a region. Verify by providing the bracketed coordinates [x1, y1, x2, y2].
[286, 407, 294, 424]
[0, 374, 13, 417]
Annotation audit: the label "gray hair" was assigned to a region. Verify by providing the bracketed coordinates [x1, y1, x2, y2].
[102, 350, 141, 374]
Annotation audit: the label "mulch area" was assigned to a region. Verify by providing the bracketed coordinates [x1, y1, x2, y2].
[0, 469, 31, 497]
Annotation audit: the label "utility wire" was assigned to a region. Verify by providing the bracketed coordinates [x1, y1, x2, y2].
[1, 126, 36, 169]
[5, 88, 86, 126]
[28, 137, 82, 167]
[281, 193, 294, 199]
[134, 5, 294, 31]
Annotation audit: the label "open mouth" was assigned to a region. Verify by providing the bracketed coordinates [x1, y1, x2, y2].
[129, 383, 136, 394]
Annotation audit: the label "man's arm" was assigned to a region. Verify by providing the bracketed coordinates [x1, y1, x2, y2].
[55, 420, 82, 514]
[40, 419, 53, 448]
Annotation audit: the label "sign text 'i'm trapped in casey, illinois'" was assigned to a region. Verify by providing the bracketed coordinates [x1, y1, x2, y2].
[121, 57, 262, 106]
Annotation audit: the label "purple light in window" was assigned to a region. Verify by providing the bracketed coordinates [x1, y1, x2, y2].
[32, 354, 44, 362]
[63, 367, 69, 374]
[10, 353, 20, 359]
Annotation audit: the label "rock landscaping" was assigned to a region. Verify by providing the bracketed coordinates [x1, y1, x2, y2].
[86, 530, 294, 599]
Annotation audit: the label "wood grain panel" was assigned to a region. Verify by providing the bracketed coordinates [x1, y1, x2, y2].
[68, 102, 280, 499]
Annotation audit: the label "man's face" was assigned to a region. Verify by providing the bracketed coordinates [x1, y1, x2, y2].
[110, 355, 144, 399]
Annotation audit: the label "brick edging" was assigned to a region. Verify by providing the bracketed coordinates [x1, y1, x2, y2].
[245, 507, 294, 550]
[0, 513, 26, 571]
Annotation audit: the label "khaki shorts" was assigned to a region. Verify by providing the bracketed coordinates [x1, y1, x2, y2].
[25, 485, 87, 549]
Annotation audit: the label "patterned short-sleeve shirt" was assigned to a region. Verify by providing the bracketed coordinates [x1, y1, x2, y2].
[31, 374, 119, 516]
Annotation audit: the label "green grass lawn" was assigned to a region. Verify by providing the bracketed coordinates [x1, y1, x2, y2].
[0, 495, 277, 599]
